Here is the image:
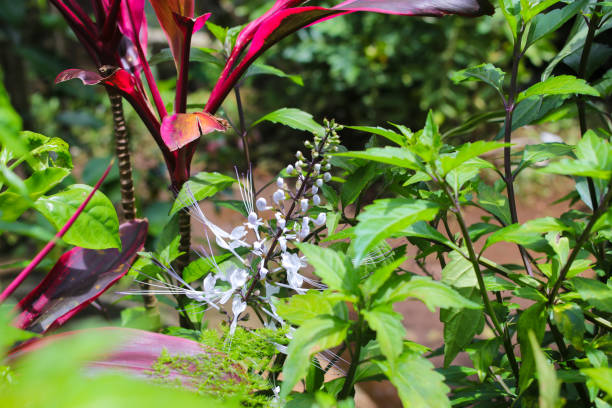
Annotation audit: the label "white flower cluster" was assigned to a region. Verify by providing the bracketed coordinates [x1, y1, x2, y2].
[153, 122, 343, 334]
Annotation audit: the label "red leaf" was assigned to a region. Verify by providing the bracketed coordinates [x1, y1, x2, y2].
[15, 220, 149, 333]
[333, 0, 494, 16]
[161, 112, 227, 152]
[8, 327, 241, 384]
[149, 0, 198, 70]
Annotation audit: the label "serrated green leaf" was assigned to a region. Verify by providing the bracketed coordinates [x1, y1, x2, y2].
[363, 305, 406, 363]
[297, 243, 358, 294]
[280, 316, 350, 398]
[517, 75, 600, 103]
[340, 162, 378, 207]
[440, 141, 506, 175]
[571, 277, 612, 313]
[346, 125, 405, 146]
[553, 302, 585, 350]
[275, 291, 345, 325]
[251, 108, 324, 136]
[171, 172, 235, 216]
[451, 63, 506, 95]
[518, 302, 547, 391]
[376, 350, 451, 408]
[334, 147, 423, 171]
[244, 63, 303, 86]
[581, 368, 612, 396]
[34, 184, 120, 249]
[352, 199, 439, 265]
[525, 0, 588, 48]
[361, 256, 406, 299]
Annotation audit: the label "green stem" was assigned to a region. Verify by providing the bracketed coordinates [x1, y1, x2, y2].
[441, 182, 520, 382]
[548, 176, 612, 305]
[338, 315, 363, 400]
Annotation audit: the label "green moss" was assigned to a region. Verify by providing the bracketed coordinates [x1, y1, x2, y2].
[150, 327, 289, 406]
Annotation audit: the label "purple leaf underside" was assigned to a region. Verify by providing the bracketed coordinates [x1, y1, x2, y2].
[15, 219, 148, 333]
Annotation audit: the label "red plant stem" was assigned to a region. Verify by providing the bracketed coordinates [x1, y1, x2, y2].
[132, 30, 167, 119]
[175, 24, 194, 114]
[0, 160, 115, 304]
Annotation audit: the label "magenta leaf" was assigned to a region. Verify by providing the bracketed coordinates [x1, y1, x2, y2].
[161, 112, 227, 151]
[333, 0, 494, 16]
[15, 220, 148, 333]
[8, 327, 240, 385]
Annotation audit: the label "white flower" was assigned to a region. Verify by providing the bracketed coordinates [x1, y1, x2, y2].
[299, 217, 310, 240]
[276, 212, 286, 230]
[323, 172, 332, 182]
[300, 198, 309, 212]
[273, 189, 285, 204]
[314, 212, 326, 226]
[256, 197, 268, 211]
[276, 177, 284, 188]
[230, 295, 247, 336]
[281, 252, 305, 276]
[278, 235, 288, 252]
[253, 239, 267, 256]
[259, 265, 269, 279]
[312, 194, 321, 206]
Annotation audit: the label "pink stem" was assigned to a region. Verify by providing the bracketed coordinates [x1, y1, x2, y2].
[0, 160, 115, 304]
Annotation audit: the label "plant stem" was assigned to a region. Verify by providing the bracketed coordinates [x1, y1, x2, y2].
[234, 86, 252, 169]
[548, 176, 612, 305]
[577, 1, 604, 210]
[338, 315, 363, 400]
[175, 209, 195, 329]
[548, 318, 591, 407]
[101, 68, 159, 318]
[441, 182, 520, 381]
[502, 25, 534, 277]
[0, 160, 114, 304]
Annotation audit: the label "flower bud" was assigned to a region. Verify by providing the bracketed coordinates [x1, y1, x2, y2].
[311, 186, 318, 195]
[286, 164, 295, 174]
[300, 198, 309, 212]
[312, 194, 321, 206]
[314, 212, 326, 226]
[256, 197, 267, 211]
[323, 172, 332, 182]
[316, 178, 323, 187]
[273, 189, 284, 204]
[277, 177, 284, 188]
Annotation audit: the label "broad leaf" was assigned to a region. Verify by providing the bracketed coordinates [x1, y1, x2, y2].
[244, 63, 303, 86]
[251, 107, 324, 136]
[280, 315, 350, 398]
[275, 291, 349, 325]
[451, 63, 506, 95]
[160, 112, 226, 152]
[529, 331, 561, 408]
[581, 368, 612, 396]
[525, 0, 588, 48]
[297, 243, 359, 294]
[441, 290, 484, 367]
[376, 350, 451, 408]
[517, 75, 600, 103]
[34, 184, 120, 250]
[361, 256, 406, 298]
[571, 277, 612, 313]
[517, 302, 547, 391]
[334, 147, 423, 170]
[552, 302, 585, 350]
[484, 217, 568, 250]
[346, 125, 405, 146]
[440, 141, 506, 175]
[341, 162, 378, 207]
[15, 220, 148, 333]
[362, 305, 406, 363]
[171, 172, 236, 215]
[374, 275, 481, 311]
[352, 198, 439, 265]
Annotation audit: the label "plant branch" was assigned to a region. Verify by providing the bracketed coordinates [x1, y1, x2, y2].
[502, 24, 533, 277]
[338, 315, 363, 400]
[548, 176, 612, 304]
[234, 86, 251, 169]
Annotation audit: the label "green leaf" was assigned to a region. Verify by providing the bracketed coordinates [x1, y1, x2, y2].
[521, 0, 561, 21]
[171, 172, 236, 216]
[375, 275, 481, 311]
[552, 303, 585, 350]
[362, 305, 406, 363]
[525, 0, 588, 48]
[352, 198, 439, 265]
[340, 163, 378, 207]
[517, 302, 547, 391]
[477, 182, 512, 226]
[571, 277, 612, 313]
[0, 79, 23, 159]
[402, 221, 461, 252]
[280, 316, 350, 398]
[34, 184, 120, 249]
[499, 0, 521, 38]
[441, 289, 484, 367]
[440, 141, 506, 175]
[442, 251, 477, 288]
[345, 125, 405, 146]
[466, 338, 503, 382]
[528, 331, 561, 408]
[183, 252, 234, 283]
[251, 108, 324, 136]
[297, 243, 358, 294]
[515, 142, 574, 175]
[275, 291, 350, 326]
[517, 75, 600, 103]
[484, 217, 567, 250]
[581, 368, 612, 396]
[361, 256, 406, 299]
[148, 47, 222, 67]
[244, 63, 303, 86]
[451, 63, 506, 95]
[445, 158, 495, 194]
[376, 350, 451, 408]
[334, 147, 423, 171]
